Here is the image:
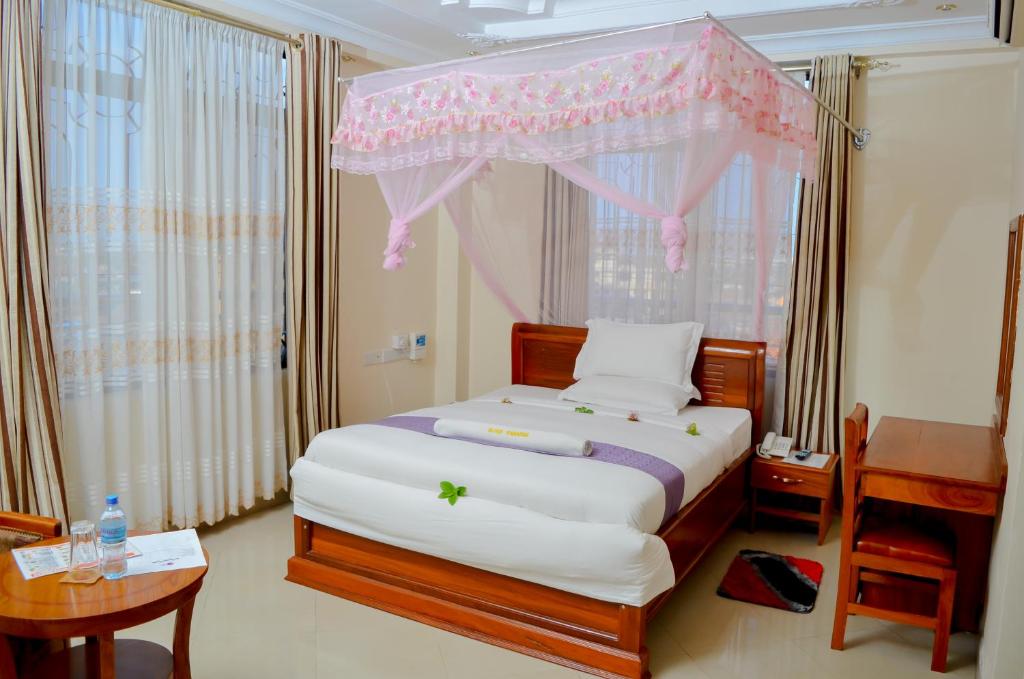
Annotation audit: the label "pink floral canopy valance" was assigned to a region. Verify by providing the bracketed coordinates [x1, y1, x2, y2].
[331, 17, 816, 175]
[328, 15, 818, 339]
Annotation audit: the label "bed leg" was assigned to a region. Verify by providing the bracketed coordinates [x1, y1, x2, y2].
[294, 516, 311, 557]
[619, 606, 649, 679]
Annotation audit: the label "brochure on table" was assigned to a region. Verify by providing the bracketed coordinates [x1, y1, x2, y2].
[125, 529, 206, 576]
[12, 539, 141, 580]
[12, 529, 204, 580]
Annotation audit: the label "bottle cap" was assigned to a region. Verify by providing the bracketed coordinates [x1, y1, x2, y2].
[105, 494, 119, 505]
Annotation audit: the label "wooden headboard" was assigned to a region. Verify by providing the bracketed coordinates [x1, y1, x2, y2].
[510, 322, 766, 437]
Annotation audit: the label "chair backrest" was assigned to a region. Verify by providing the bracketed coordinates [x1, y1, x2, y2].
[843, 404, 869, 497]
[841, 403, 869, 547]
[0, 512, 62, 554]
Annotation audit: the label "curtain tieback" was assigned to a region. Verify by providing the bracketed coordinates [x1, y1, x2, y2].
[383, 218, 415, 270]
[660, 215, 688, 273]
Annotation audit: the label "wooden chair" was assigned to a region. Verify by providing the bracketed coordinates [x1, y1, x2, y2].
[0, 511, 63, 675]
[831, 404, 958, 673]
[0, 511, 62, 545]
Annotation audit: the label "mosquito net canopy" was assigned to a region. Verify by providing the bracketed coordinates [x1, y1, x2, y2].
[329, 15, 817, 338]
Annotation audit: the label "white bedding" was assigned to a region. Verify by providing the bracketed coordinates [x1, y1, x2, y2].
[290, 385, 751, 606]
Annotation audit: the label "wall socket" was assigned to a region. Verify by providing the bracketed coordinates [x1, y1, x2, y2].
[363, 348, 409, 366]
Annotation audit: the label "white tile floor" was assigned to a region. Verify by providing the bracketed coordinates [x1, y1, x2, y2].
[117, 503, 979, 678]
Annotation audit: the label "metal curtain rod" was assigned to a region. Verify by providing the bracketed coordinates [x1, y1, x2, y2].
[145, 0, 303, 49]
[338, 12, 870, 149]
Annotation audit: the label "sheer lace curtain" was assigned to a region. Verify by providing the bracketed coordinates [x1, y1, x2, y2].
[44, 0, 287, 529]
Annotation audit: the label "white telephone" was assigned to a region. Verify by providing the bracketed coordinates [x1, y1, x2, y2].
[758, 432, 795, 459]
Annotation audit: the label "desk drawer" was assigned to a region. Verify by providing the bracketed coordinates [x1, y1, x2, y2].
[752, 463, 830, 499]
[862, 474, 999, 516]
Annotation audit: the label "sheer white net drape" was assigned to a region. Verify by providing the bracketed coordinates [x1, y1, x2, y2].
[583, 145, 797, 341]
[44, 0, 286, 529]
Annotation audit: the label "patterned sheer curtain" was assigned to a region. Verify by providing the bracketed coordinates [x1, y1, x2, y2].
[43, 0, 287, 529]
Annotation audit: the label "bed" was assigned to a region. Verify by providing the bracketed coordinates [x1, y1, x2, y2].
[287, 322, 765, 679]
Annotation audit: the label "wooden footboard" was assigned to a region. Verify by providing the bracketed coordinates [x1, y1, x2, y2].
[286, 448, 752, 679]
[288, 520, 649, 678]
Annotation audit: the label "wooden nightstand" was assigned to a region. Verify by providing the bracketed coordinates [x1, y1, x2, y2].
[749, 453, 838, 545]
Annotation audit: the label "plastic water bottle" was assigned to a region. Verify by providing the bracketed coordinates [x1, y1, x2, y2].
[99, 494, 128, 580]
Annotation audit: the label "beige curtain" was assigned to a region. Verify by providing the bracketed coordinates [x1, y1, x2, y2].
[0, 0, 68, 527]
[286, 34, 344, 464]
[782, 54, 853, 453]
[539, 167, 590, 326]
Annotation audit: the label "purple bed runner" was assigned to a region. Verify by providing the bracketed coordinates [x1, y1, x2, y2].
[375, 415, 685, 528]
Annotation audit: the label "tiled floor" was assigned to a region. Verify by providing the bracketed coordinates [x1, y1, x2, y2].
[118, 503, 979, 678]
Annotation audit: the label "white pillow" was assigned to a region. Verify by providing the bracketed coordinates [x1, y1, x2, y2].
[559, 376, 699, 415]
[573, 319, 704, 391]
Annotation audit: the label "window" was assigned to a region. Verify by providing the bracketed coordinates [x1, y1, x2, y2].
[587, 148, 800, 363]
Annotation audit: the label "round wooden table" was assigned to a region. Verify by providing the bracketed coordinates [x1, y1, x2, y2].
[0, 532, 208, 678]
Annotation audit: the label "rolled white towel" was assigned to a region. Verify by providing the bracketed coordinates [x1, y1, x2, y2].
[432, 418, 593, 457]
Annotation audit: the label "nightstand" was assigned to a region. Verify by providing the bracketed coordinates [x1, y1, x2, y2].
[749, 453, 838, 545]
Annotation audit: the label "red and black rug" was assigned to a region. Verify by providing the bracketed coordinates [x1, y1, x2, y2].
[716, 549, 824, 613]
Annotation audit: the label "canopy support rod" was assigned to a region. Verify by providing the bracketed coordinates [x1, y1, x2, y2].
[811, 90, 871, 150]
[338, 11, 871, 150]
[711, 19, 870, 149]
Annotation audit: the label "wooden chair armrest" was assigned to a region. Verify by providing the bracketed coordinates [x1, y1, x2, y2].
[0, 512, 62, 538]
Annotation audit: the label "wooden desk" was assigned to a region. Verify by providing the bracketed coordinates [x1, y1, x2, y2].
[0, 533, 208, 678]
[861, 417, 1007, 633]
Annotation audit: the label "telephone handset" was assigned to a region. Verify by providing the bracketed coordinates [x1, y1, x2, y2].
[758, 432, 795, 459]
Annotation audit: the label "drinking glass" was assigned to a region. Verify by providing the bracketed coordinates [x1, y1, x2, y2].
[69, 520, 100, 580]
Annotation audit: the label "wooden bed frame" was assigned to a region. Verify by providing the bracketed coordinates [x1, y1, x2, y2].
[287, 323, 765, 679]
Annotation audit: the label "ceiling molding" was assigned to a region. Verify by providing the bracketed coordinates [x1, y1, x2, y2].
[220, 0, 451, 64]
[846, 0, 906, 7]
[492, 0, 884, 35]
[442, 0, 549, 14]
[227, 0, 997, 66]
[744, 14, 995, 55]
[433, 11, 995, 58]
[548, 0, 864, 19]
[457, 32, 518, 47]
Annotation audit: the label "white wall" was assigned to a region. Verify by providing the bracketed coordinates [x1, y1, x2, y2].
[337, 171, 439, 424]
[334, 62, 440, 424]
[979, 49, 1024, 679]
[845, 50, 1018, 426]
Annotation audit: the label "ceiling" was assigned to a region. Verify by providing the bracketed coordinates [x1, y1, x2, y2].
[228, 0, 1002, 65]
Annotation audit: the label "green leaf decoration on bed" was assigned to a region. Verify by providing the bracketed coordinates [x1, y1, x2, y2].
[574, 406, 595, 414]
[685, 422, 700, 436]
[438, 480, 468, 505]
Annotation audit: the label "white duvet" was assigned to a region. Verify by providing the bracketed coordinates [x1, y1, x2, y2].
[290, 385, 751, 606]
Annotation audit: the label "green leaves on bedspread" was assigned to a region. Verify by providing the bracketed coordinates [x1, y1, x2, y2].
[574, 406, 595, 414]
[686, 422, 700, 436]
[438, 480, 468, 505]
